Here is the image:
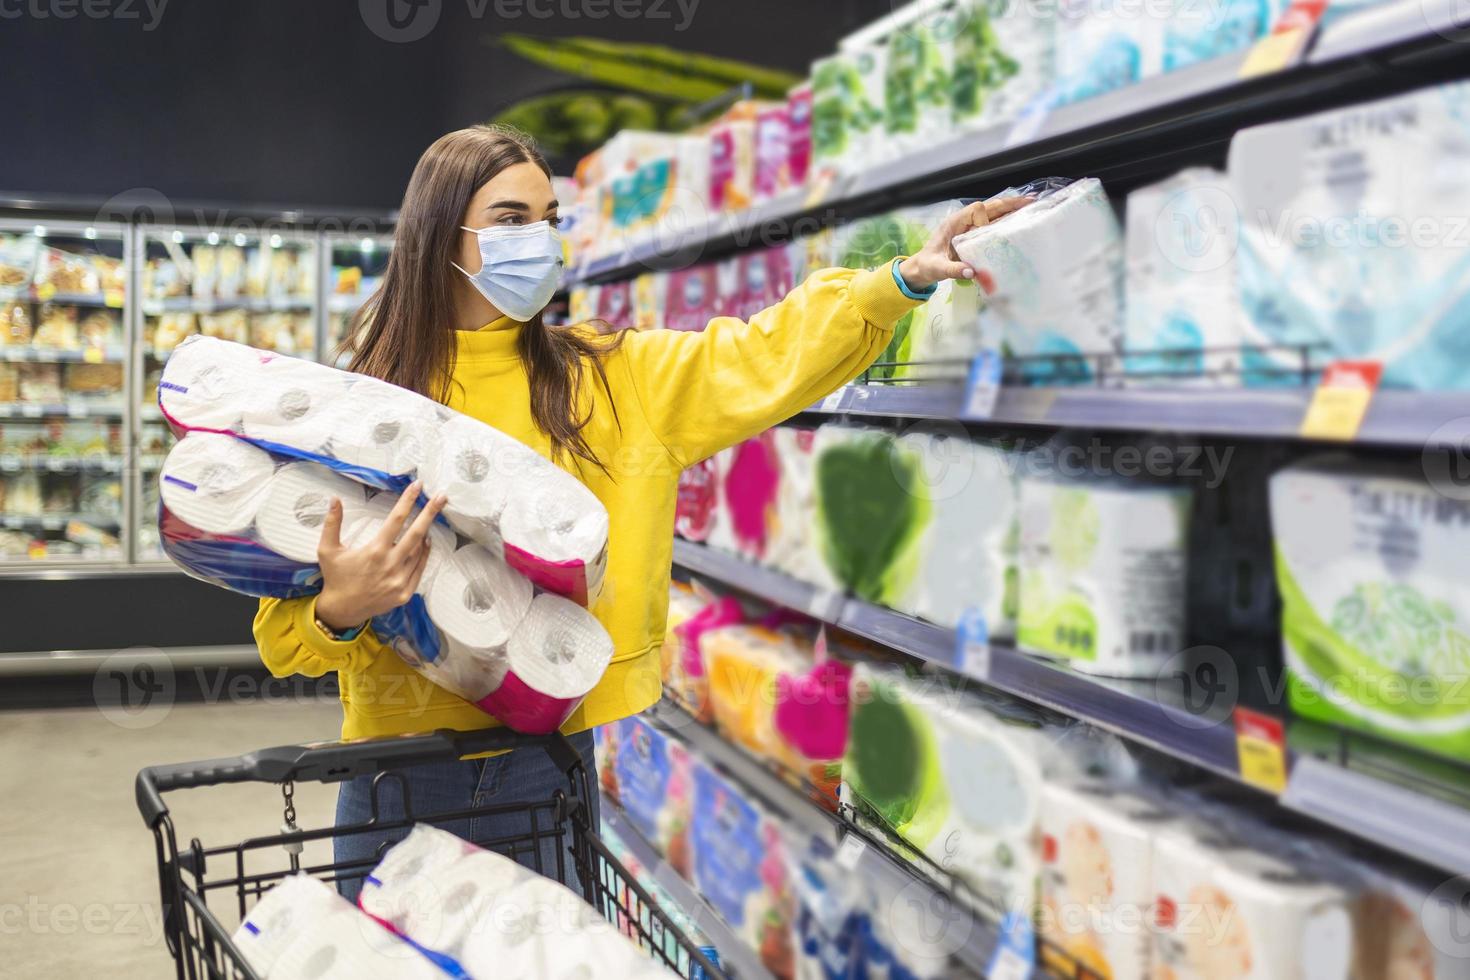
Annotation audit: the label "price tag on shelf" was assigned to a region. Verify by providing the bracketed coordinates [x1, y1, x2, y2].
[818, 387, 846, 413]
[1299, 360, 1381, 441]
[987, 912, 1036, 980]
[1234, 706, 1288, 794]
[20, 404, 43, 418]
[35, 283, 56, 301]
[964, 349, 1003, 419]
[835, 833, 867, 871]
[27, 542, 47, 560]
[1239, 0, 1325, 78]
[82, 346, 105, 365]
[806, 588, 845, 624]
[954, 607, 991, 681]
[103, 289, 125, 309]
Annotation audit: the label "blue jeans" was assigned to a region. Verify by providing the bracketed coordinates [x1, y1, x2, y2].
[332, 730, 599, 904]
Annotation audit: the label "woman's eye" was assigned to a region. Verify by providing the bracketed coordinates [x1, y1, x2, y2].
[496, 215, 524, 226]
[547, 216, 562, 228]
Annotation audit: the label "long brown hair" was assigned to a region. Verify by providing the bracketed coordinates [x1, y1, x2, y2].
[345, 124, 620, 473]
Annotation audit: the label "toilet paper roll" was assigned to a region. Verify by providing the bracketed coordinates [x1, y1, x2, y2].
[500, 479, 610, 603]
[255, 462, 371, 563]
[342, 494, 459, 591]
[422, 544, 534, 651]
[159, 433, 275, 535]
[420, 416, 533, 548]
[329, 376, 444, 477]
[157, 335, 262, 431]
[477, 592, 614, 734]
[241, 357, 349, 452]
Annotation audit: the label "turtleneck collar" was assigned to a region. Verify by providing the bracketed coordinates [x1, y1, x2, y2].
[454, 315, 521, 361]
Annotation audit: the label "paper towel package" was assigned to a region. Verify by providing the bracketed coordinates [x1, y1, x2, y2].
[843, 666, 1050, 913]
[1151, 827, 1355, 980]
[667, 594, 744, 722]
[1270, 457, 1470, 762]
[960, 0, 1057, 131]
[896, 276, 989, 382]
[159, 335, 610, 606]
[1123, 168, 1242, 386]
[890, 429, 1019, 637]
[1163, 0, 1283, 71]
[953, 178, 1124, 383]
[160, 433, 614, 734]
[1039, 782, 1168, 980]
[882, 6, 950, 155]
[1230, 81, 1470, 389]
[612, 717, 694, 877]
[765, 426, 840, 591]
[1017, 471, 1191, 677]
[360, 825, 668, 979]
[1054, 0, 1164, 105]
[810, 47, 886, 177]
[233, 873, 443, 980]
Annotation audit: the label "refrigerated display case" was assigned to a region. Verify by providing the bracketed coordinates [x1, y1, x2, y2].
[0, 219, 130, 566]
[323, 232, 392, 367]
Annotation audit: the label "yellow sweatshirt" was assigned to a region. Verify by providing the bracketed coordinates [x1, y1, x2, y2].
[253, 265, 922, 741]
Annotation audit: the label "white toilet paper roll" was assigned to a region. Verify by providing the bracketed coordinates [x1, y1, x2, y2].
[499, 478, 610, 567]
[477, 593, 613, 733]
[423, 544, 534, 651]
[159, 433, 275, 534]
[421, 416, 537, 547]
[329, 376, 444, 477]
[241, 358, 349, 452]
[342, 493, 459, 590]
[255, 462, 371, 563]
[158, 335, 262, 430]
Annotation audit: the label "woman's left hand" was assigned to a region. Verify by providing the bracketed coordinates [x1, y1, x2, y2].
[897, 195, 1035, 293]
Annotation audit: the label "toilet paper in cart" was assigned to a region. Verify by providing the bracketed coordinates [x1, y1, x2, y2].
[159, 336, 611, 607]
[1230, 81, 1470, 389]
[953, 178, 1124, 384]
[233, 873, 444, 980]
[1017, 469, 1192, 678]
[1151, 825, 1355, 980]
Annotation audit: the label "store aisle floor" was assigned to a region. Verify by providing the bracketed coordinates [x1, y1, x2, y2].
[2, 698, 342, 979]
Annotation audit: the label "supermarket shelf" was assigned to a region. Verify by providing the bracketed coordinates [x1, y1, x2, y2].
[26, 291, 124, 308]
[568, 0, 1467, 286]
[0, 454, 124, 473]
[0, 643, 259, 675]
[600, 797, 772, 980]
[0, 401, 126, 419]
[326, 293, 373, 314]
[803, 382, 1470, 449]
[0, 513, 121, 531]
[0, 346, 126, 363]
[643, 700, 1004, 978]
[672, 539, 1470, 877]
[142, 296, 315, 314]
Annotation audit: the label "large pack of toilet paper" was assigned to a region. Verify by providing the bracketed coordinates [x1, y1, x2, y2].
[1270, 456, 1470, 762]
[609, 715, 695, 877]
[156, 336, 614, 734]
[1231, 81, 1470, 389]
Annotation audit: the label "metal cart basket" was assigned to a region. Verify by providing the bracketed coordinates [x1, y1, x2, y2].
[136, 725, 725, 980]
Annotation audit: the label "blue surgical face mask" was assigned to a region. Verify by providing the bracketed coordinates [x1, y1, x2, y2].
[452, 220, 564, 322]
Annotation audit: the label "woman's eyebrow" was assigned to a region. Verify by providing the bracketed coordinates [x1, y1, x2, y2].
[485, 200, 530, 212]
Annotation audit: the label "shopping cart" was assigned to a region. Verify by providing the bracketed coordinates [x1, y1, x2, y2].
[137, 725, 726, 980]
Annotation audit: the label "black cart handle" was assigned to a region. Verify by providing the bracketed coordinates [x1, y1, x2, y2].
[137, 726, 583, 828]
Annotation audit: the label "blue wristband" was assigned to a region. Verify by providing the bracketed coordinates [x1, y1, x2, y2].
[337, 622, 365, 641]
[891, 257, 938, 300]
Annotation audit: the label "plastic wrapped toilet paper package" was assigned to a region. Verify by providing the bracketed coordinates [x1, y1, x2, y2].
[158, 433, 614, 735]
[232, 874, 444, 980]
[1017, 468, 1192, 678]
[610, 716, 694, 878]
[158, 335, 610, 605]
[953, 178, 1124, 384]
[1270, 456, 1470, 762]
[1054, 0, 1164, 105]
[765, 427, 838, 591]
[359, 825, 669, 979]
[1163, 0, 1284, 71]
[957, 0, 1056, 132]
[1230, 81, 1470, 389]
[841, 665, 1056, 914]
[1123, 168, 1242, 386]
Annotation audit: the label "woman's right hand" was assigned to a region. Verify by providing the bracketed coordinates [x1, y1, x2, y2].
[314, 480, 449, 633]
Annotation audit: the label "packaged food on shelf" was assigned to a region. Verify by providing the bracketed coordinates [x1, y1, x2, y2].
[812, 426, 929, 606]
[690, 761, 796, 978]
[33, 303, 79, 348]
[610, 716, 695, 879]
[78, 309, 121, 349]
[2, 300, 32, 345]
[1123, 167, 1241, 385]
[843, 665, 1052, 915]
[216, 243, 246, 299]
[34, 246, 100, 295]
[1017, 463, 1192, 677]
[200, 309, 250, 345]
[1054, 0, 1165, 105]
[890, 429, 1019, 638]
[191, 244, 219, 299]
[1270, 456, 1470, 762]
[5, 471, 43, 514]
[77, 475, 121, 518]
[1163, 0, 1284, 71]
[144, 256, 187, 299]
[64, 363, 124, 397]
[954, 177, 1123, 383]
[1231, 80, 1470, 389]
[0, 234, 38, 290]
[958, 0, 1055, 130]
[42, 477, 78, 513]
[0, 364, 18, 402]
[17, 363, 63, 402]
[151, 312, 198, 356]
[249, 312, 297, 353]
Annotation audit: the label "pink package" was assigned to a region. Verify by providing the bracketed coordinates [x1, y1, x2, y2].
[595, 278, 633, 329]
[754, 106, 792, 201]
[708, 120, 754, 212]
[722, 433, 780, 561]
[665, 264, 719, 332]
[675, 456, 720, 542]
[786, 84, 812, 188]
[773, 658, 853, 761]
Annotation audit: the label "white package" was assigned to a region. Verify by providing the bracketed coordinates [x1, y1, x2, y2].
[159, 433, 276, 535]
[973, 0, 1059, 129]
[1124, 168, 1242, 386]
[1054, 0, 1165, 105]
[1017, 472, 1191, 677]
[953, 178, 1123, 382]
[1230, 81, 1470, 389]
[240, 356, 350, 453]
[232, 874, 443, 980]
[328, 374, 446, 476]
[256, 462, 371, 564]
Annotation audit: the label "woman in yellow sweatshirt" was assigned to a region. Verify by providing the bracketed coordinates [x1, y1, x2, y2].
[253, 125, 1024, 896]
